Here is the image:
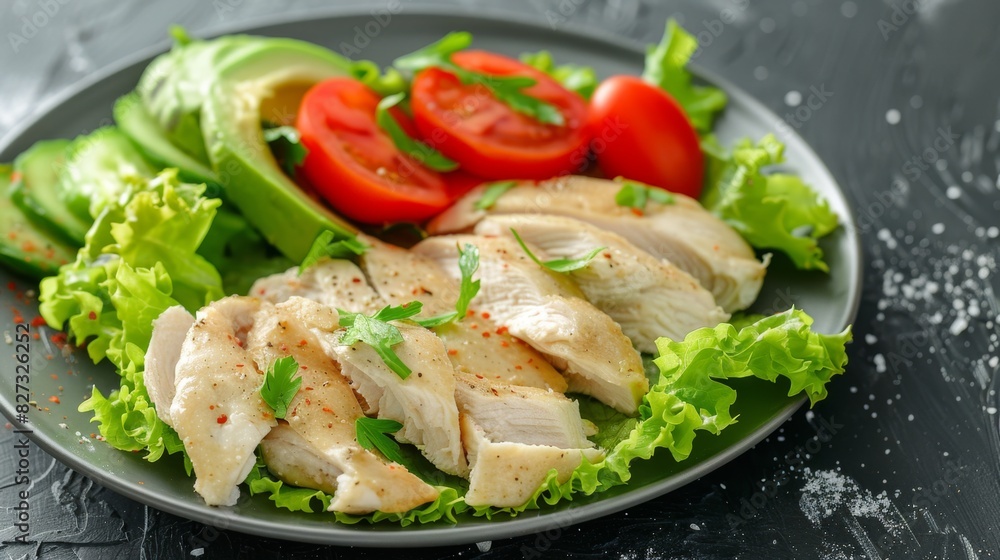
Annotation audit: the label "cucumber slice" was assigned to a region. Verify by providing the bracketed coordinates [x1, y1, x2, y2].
[114, 92, 221, 189]
[60, 127, 154, 220]
[9, 139, 90, 246]
[0, 164, 77, 279]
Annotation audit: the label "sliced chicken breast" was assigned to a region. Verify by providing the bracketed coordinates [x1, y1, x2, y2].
[461, 415, 604, 508]
[454, 372, 593, 449]
[428, 176, 767, 312]
[360, 238, 568, 392]
[247, 297, 438, 514]
[475, 214, 729, 352]
[415, 235, 648, 415]
[145, 305, 194, 425]
[250, 258, 383, 315]
[295, 298, 468, 477]
[170, 296, 275, 506]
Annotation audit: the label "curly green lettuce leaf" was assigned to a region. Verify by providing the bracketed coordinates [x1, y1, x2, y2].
[520, 50, 598, 99]
[642, 19, 728, 132]
[700, 134, 840, 271]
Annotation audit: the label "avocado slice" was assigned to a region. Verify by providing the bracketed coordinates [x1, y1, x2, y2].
[9, 139, 90, 245]
[0, 164, 77, 279]
[114, 92, 221, 189]
[200, 37, 358, 262]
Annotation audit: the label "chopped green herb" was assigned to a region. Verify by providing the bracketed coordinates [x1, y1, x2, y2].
[520, 50, 598, 99]
[339, 303, 425, 379]
[613, 178, 675, 211]
[355, 417, 405, 464]
[414, 243, 480, 327]
[376, 93, 458, 172]
[299, 230, 368, 275]
[259, 356, 301, 420]
[350, 60, 408, 97]
[510, 228, 605, 273]
[474, 181, 517, 210]
[262, 124, 308, 176]
[394, 32, 565, 126]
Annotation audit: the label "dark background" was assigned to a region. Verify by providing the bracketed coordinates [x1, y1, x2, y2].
[2, 0, 999, 558]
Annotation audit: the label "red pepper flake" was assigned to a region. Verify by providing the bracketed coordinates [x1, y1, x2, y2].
[481, 331, 491, 338]
[481, 311, 491, 319]
[514, 365, 523, 370]
[88, 311, 97, 320]
[466, 310, 475, 317]
[352, 277, 361, 283]
[217, 414, 228, 424]
[32, 333, 40, 340]
[21, 241, 36, 252]
[469, 323, 478, 330]
[322, 407, 334, 414]
[447, 348, 458, 356]
[495, 325, 509, 335]
[50, 374, 58, 381]
[527, 358, 533, 364]
[48, 396, 60, 404]
[305, 386, 314, 391]
[12, 309, 24, 324]
[500, 341, 509, 348]
[298, 339, 308, 346]
[235, 363, 244, 368]
[50, 332, 67, 345]
[7, 281, 16, 291]
[209, 405, 215, 410]
[603, 252, 612, 259]
[629, 208, 644, 217]
[31, 316, 46, 327]
[305, 399, 311, 406]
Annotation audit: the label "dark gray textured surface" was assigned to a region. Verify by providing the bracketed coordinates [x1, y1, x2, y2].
[1, 0, 998, 558]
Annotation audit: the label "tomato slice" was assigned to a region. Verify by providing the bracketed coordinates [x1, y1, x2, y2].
[409, 51, 590, 180]
[587, 75, 704, 198]
[296, 78, 452, 224]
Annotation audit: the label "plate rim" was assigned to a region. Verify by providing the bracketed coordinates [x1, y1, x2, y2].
[0, 4, 864, 548]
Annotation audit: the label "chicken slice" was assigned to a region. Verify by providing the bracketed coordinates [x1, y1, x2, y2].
[428, 176, 767, 312]
[475, 214, 730, 352]
[246, 297, 438, 514]
[250, 259, 383, 315]
[295, 298, 469, 478]
[415, 235, 648, 415]
[145, 305, 194, 425]
[454, 372, 593, 449]
[170, 296, 275, 506]
[360, 238, 568, 392]
[461, 415, 604, 508]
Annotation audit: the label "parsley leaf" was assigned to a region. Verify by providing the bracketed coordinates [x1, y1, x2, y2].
[355, 417, 405, 463]
[394, 32, 565, 126]
[474, 180, 517, 210]
[350, 60, 408, 97]
[376, 93, 458, 172]
[259, 356, 301, 420]
[641, 19, 728, 132]
[520, 50, 598, 99]
[510, 228, 605, 273]
[613, 178, 675, 211]
[262, 124, 308, 176]
[339, 303, 425, 379]
[414, 243, 480, 327]
[299, 230, 369, 274]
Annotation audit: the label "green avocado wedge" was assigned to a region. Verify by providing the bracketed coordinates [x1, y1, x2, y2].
[200, 37, 359, 261]
[9, 139, 90, 246]
[0, 164, 77, 279]
[114, 92, 221, 189]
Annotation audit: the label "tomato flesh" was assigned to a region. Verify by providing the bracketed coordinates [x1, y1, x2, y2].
[410, 51, 591, 180]
[587, 75, 704, 198]
[296, 78, 452, 224]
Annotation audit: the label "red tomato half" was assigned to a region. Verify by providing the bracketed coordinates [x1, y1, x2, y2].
[296, 78, 452, 224]
[409, 51, 591, 180]
[587, 75, 704, 198]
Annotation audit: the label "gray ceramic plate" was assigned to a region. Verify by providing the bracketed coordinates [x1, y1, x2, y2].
[0, 7, 862, 548]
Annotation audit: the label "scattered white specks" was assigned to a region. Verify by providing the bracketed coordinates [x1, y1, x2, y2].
[931, 223, 945, 234]
[799, 469, 897, 528]
[987, 407, 997, 415]
[946, 186, 962, 199]
[884, 448, 891, 455]
[190, 549, 204, 557]
[987, 226, 999, 238]
[908, 414, 915, 421]
[877, 228, 898, 249]
[759, 17, 776, 33]
[841, 1, 858, 18]
[949, 316, 969, 336]
[785, 90, 803, 107]
[874, 354, 887, 373]
[865, 334, 878, 345]
[910, 95, 923, 109]
[58, 423, 68, 429]
[989, 356, 999, 368]
[754, 66, 769, 80]
[886, 109, 901, 124]
[3, 331, 10, 345]
[962, 171, 974, 183]
[476, 541, 493, 552]
[690, 523, 701, 531]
